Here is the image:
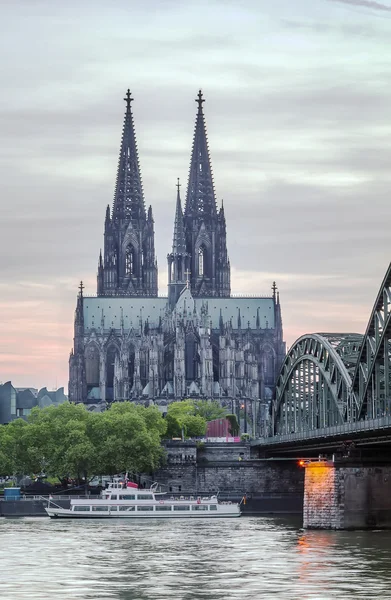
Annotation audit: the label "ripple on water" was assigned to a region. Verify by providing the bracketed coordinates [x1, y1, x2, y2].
[1, 517, 391, 599]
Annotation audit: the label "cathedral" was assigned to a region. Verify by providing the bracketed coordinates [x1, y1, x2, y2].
[69, 89, 285, 425]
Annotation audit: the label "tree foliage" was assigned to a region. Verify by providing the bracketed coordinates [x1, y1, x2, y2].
[0, 402, 167, 481]
[166, 400, 209, 439]
[193, 400, 227, 422]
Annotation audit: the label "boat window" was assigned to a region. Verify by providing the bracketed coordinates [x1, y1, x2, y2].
[138, 494, 153, 500]
[155, 506, 172, 511]
[192, 505, 208, 511]
[92, 506, 109, 512]
[137, 506, 154, 511]
[110, 495, 117, 500]
[119, 506, 135, 512]
[173, 505, 190, 511]
[209, 505, 217, 511]
[119, 494, 135, 500]
[73, 505, 91, 511]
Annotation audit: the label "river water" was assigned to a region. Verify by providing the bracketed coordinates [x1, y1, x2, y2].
[1, 517, 391, 599]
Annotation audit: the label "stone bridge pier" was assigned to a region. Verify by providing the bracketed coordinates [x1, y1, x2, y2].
[303, 459, 391, 529]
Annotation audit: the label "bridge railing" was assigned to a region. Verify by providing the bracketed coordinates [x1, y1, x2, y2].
[261, 415, 391, 445]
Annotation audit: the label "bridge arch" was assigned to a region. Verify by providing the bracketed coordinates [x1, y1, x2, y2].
[268, 262, 391, 440]
[273, 334, 356, 435]
[352, 262, 391, 420]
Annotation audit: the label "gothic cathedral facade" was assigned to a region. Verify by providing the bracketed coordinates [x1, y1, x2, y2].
[69, 90, 286, 424]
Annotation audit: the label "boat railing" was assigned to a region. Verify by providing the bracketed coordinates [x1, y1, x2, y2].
[18, 494, 102, 501]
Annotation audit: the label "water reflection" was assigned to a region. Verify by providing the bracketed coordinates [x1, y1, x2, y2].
[1, 517, 391, 599]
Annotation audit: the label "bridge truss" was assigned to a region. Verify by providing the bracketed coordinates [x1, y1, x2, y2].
[272, 262, 391, 436]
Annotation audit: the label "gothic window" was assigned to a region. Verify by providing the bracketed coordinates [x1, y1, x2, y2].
[198, 246, 205, 277]
[85, 345, 99, 387]
[169, 260, 174, 283]
[263, 346, 275, 386]
[125, 246, 135, 275]
[140, 348, 149, 388]
[106, 346, 118, 391]
[185, 332, 198, 381]
[128, 347, 135, 390]
[177, 257, 182, 281]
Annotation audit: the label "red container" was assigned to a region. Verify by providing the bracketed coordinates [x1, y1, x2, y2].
[206, 418, 230, 438]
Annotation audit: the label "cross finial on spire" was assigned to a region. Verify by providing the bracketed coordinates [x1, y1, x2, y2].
[176, 177, 181, 194]
[124, 89, 133, 111]
[196, 89, 205, 110]
[79, 280, 84, 297]
[184, 269, 191, 289]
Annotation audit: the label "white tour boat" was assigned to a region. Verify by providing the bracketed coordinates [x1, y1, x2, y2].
[45, 479, 241, 519]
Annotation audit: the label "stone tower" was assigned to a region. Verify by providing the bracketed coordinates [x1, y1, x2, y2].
[184, 91, 230, 297]
[97, 90, 158, 297]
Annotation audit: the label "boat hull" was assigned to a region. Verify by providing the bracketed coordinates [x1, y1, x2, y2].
[45, 508, 240, 519]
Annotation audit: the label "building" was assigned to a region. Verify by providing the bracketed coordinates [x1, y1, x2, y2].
[69, 90, 285, 426]
[0, 382, 67, 425]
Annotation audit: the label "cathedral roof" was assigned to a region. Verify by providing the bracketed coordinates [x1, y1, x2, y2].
[112, 90, 146, 225]
[197, 297, 275, 330]
[83, 297, 167, 331]
[184, 90, 217, 220]
[82, 296, 275, 331]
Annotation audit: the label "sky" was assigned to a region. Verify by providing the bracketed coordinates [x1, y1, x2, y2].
[1, 0, 391, 390]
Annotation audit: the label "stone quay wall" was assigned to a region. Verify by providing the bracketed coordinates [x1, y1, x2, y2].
[151, 442, 304, 508]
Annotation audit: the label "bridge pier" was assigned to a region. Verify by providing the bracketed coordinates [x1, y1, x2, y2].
[304, 460, 391, 529]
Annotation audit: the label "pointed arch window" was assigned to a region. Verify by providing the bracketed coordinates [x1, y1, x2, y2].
[177, 257, 182, 281]
[198, 246, 205, 277]
[106, 346, 118, 391]
[85, 345, 99, 387]
[125, 246, 136, 275]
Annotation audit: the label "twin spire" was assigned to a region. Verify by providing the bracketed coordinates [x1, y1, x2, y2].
[112, 89, 146, 225]
[110, 88, 215, 226]
[99, 89, 230, 299]
[185, 90, 217, 220]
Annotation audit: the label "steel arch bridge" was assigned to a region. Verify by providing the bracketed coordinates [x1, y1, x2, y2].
[272, 262, 391, 437]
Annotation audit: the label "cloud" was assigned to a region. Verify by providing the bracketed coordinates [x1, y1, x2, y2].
[1, 0, 391, 388]
[328, 0, 391, 12]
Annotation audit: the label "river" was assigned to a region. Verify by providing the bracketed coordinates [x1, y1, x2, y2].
[1, 517, 391, 599]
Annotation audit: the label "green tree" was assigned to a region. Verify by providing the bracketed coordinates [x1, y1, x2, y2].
[27, 402, 99, 484]
[0, 401, 168, 483]
[93, 402, 167, 475]
[166, 400, 207, 438]
[193, 400, 227, 421]
[0, 419, 42, 477]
